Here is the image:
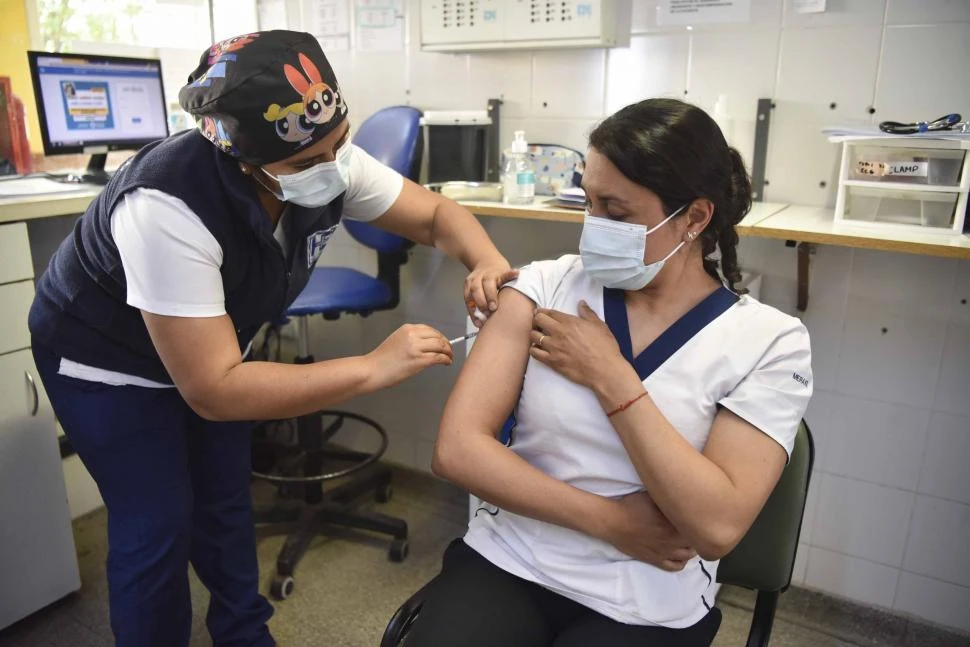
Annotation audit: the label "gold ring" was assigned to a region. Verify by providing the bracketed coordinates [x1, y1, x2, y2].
[536, 335, 547, 349]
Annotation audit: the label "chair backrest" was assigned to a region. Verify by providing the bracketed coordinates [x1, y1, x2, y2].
[717, 421, 815, 593]
[343, 105, 423, 254]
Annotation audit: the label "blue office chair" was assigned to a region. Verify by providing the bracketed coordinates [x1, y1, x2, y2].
[252, 106, 423, 601]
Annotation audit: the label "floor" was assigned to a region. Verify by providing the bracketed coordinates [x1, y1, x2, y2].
[1, 468, 965, 647]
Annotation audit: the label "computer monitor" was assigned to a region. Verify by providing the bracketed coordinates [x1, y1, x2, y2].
[26, 51, 169, 184]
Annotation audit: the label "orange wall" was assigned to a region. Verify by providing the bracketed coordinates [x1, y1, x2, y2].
[0, 0, 43, 152]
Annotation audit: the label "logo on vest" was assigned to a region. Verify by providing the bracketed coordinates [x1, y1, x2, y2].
[306, 225, 337, 269]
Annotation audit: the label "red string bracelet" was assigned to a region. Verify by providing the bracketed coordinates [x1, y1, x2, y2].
[606, 391, 648, 418]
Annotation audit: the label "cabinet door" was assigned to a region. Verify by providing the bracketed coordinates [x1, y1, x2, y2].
[0, 349, 81, 630]
[0, 222, 33, 284]
[0, 280, 33, 356]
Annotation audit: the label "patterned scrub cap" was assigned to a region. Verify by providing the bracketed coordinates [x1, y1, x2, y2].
[178, 30, 348, 165]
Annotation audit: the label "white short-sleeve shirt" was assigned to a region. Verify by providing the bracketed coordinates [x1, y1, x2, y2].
[463, 254, 813, 628]
[58, 144, 405, 387]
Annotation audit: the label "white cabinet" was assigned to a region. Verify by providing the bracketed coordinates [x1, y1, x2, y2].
[0, 222, 80, 630]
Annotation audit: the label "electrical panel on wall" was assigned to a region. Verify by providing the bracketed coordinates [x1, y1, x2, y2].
[419, 0, 631, 51]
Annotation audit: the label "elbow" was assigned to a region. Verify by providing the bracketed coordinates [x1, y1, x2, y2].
[430, 429, 468, 482]
[430, 439, 455, 480]
[184, 390, 233, 422]
[694, 524, 745, 561]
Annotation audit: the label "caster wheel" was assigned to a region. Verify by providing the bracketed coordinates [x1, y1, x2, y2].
[270, 574, 295, 600]
[389, 538, 409, 562]
[375, 482, 393, 503]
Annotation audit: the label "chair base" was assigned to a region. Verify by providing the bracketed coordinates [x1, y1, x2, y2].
[252, 405, 408, 601]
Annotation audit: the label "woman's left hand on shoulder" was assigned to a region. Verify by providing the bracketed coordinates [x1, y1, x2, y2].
[530, 301, 624, 387]
[464, 260, 519, 327]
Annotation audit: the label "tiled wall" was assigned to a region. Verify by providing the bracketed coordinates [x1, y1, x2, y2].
[293, 0, 970, 633]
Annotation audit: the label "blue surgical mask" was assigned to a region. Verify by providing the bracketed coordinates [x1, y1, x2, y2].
[261, 137, 353, 208]
[579, 204, 687, 290]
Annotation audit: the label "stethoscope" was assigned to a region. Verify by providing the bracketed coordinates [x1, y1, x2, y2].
[878, 113, 970, 135]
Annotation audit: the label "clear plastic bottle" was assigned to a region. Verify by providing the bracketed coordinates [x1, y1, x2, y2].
[502, 130, 536, 205]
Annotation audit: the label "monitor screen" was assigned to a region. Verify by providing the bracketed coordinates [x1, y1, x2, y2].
[27, 51, 168, 156]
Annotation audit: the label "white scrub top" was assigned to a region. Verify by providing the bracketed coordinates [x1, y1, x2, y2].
[464, 254, 813, 629]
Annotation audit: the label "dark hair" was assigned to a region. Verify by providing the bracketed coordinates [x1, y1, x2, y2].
[588, 98, 752, 292]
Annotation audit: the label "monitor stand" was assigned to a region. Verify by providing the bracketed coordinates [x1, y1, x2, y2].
[80, 153, 110, 185]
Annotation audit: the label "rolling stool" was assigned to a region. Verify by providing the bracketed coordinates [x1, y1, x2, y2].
[252, 106, 424, 600]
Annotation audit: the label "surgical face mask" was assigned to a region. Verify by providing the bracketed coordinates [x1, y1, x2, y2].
[579, 204, 687, 290]
[261, 137, 353, 208]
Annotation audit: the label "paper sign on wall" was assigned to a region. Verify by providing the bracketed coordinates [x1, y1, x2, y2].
[355, 0, 405, 51]
[304, 0, 352, 51]
[657, 0, 752, 26]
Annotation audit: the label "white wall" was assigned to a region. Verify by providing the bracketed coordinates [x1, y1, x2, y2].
[225, 0, 970, 632]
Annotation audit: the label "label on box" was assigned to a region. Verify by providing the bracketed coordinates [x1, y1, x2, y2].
[885, 161, 928, 177]
[856, 160, 928, 178]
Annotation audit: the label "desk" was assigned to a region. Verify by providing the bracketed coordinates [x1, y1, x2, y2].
[0, 186, 101, 224]
[748, 205, 970, 261]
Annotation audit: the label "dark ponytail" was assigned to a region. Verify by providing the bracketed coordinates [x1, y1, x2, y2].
[588, 98, 753, 293]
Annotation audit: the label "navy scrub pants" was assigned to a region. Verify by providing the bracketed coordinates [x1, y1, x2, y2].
[33, 343, 275, 647]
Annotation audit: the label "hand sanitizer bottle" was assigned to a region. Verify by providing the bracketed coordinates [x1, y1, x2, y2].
[502, 130, 536, 205]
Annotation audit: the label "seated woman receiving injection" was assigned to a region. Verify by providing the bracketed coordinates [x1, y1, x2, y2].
[406, 98, 813, 647]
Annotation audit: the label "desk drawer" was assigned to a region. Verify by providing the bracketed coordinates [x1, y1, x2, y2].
[0, 222, 33, 285]
[0, 280, 34, 356]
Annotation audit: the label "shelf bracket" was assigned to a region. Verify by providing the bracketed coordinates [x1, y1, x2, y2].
[796, 242, 814, 312]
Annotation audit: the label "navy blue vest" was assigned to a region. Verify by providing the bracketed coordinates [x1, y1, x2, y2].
[29, 130, 343, 383]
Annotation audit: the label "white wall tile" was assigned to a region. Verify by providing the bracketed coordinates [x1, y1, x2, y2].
[775, 27, 882, 120]
[819, 395, 930, 490]
[902, 496, 970, 588]
[812, 473, 914, 567]
[350, 51, 410, 119]
[782, 0, 888, 28]
[886, 0, 970, 25]
[934, 324, 970, 417]
[792, 542, 810, 585]
[847, 250, 957, 319]
[801, 246, 852, 391]
[605, 34, 689, 114]
[835, 298, 947, 410]
[686, 29, 780, 117]
[874, 24, 970, 128]
[894, 572, 970, 633]
[406, 50, 472, 110]
[803, 389, 836, 469]
[951, 261, 970, 323]
[466, 51, 534, 117]
[805, 547, 900, 609]
[917, 411, 970, 504]
[532, 49, 607, 118]
[685, 28, 780, 163]
[763, 108, 847, 207]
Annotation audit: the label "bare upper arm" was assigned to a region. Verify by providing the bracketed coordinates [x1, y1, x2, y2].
[142, 311, 243, 415]
[702, 407, 789, 530]
[438, 287, 536, 441]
